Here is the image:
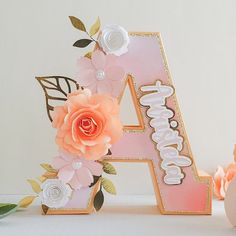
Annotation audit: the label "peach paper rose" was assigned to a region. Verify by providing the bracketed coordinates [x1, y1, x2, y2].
[51, 88, 123, 160]
[213, 145, 236, 200]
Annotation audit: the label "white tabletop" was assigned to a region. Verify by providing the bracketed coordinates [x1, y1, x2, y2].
[0, 195, 235, 236]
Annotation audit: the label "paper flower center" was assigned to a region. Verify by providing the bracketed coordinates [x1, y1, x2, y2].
[72, 160, 82, 170]
[48, 186, 63, 201]
[79, 117, 98, 137]
[105, 31, 124, 50]
[96, 70, 105, 80]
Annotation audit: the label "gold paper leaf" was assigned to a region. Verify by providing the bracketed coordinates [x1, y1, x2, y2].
[101, 177, 116, 195]
[102, 161, 117, 175]
[37, 176, 47, 183]
[89, 17, 100, 36]
[43, 172, 58, 178]
[18, 196, 37, 208]
[84, 51, 92, 59]
[40, 163, 57, 173]
[36, 76, 79, 122]
[27, 179, 41, 194]
[69, 16, 86, 32]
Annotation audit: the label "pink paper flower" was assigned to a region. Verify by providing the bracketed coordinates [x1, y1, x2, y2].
[52, 152, 103, 190]
[213, 164, 236, 200]
[76, 50, 125, 97]
[213, 145, 236, 200]
[52, 88, 123, 160]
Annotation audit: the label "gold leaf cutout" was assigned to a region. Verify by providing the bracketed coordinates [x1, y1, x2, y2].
[18, 196, 37, 208]
[89, 17, 100, 36]
[36, 76, 79, 122]
[27, 179, 41, 194]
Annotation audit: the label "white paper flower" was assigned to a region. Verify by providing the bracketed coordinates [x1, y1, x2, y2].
[40, 179, 72, 208]
[98, 25, 130, 56]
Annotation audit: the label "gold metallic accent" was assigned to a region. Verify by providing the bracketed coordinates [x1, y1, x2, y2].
[36, 76, 79, 122]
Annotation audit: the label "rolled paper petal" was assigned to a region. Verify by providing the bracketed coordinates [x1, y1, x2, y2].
[213, 166, 226, 200]
[219, 178, 226, 199]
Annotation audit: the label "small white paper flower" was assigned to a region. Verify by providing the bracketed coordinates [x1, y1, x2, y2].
[40, 179, 72, 208]
[98, 25, 130, 56]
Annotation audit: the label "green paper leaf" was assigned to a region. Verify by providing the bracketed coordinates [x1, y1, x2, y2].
[0, 204, 18, 219]
[40, 163, 57, 173]
[93, 190, 104, 211]
[69, 16, 86, 31]
[73, 39, 93, 48]
[101, 177, 116, 195]
[89, 17, 100, 36]
[27, 179, 41, 194]
[18, 196, 37, 208]
[102, 162, 117, 175]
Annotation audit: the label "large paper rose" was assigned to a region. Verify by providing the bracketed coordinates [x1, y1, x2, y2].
[52, 88, 123, 160]
[76, 50, 125, 97]
[40, 179, 72, 208]
[98, 25, 130, 56]
[52, 151, 103, 190]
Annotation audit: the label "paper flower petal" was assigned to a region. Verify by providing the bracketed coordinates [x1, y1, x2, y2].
[69, 175, 81, 190]
[77, 69, 96, 86]
[77, 57, 93, 70]
[91, 50, 106, 69]
[52, 156, 69, 170]
[58, 165, 75, 183]
[97, 80, 112, 94]
[106, 66, 125, 81]
[76, 167, 94, 187]
[84, 161, 103, 176]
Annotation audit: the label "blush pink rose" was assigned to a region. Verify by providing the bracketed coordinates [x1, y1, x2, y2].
[51, 88, 123, 160]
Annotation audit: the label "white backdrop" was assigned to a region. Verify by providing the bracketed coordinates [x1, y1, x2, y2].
[0, 0, 236, 195]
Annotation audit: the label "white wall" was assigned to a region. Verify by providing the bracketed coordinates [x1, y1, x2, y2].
[0, 0, 236, 195]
